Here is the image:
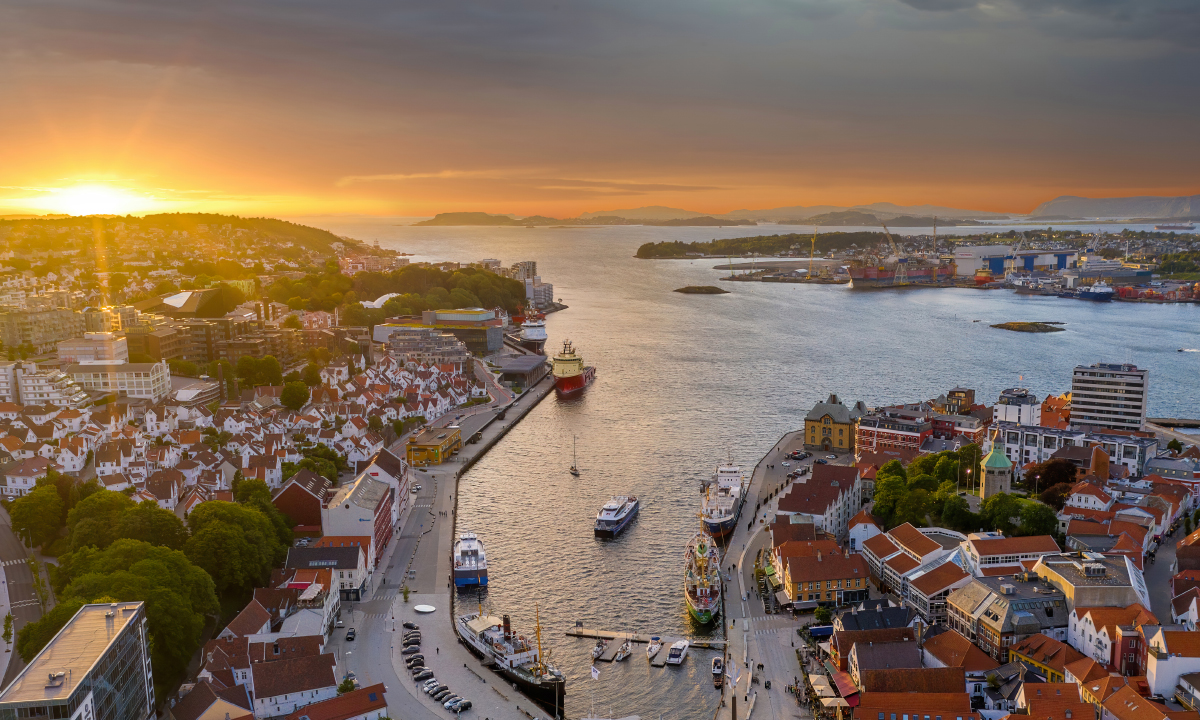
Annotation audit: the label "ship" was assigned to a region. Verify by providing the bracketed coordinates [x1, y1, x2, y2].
[1078, 280, 1115, 302]
[551, 340, 596, 395]
[519, 318, 548, 355]
[594, 496, 639, 538]
[848, 263, 947, 289]
[683, 531, 722, 624]
[701, 464, 747, 539]
[666, 640, 689, 665]
[457, 609, 566, 714]
[1155, 223, 1196, 231]
[453, 533, 488, 588]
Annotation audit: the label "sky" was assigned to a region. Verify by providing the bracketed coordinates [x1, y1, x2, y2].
[1, 0, 1198, 218]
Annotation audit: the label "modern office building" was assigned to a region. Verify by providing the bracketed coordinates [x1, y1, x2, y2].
[67, 362, 172, 403]
[1070, 363, 1148, 432]
[0, 602, 154, 720]
[993, 388, 1041, 426]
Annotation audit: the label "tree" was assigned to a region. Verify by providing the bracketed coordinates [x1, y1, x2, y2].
[878, 460, 907, 482]
[17, 598, 85, 661]
[895, 489, 932, 527]
[185, 502, 286, 594]
[872, 476, 908, 528]
[1039, 483, 1074, 512]
[236, 356, 261, 386]
[1169, 439, 1184, 454]
[933, 456, 959, 486]
[52, 540, 218, 682]
[235, 479, 294, 548]
[168, 359, 200, 377]
[907, 473, 938, 493]
[116, 501, 189, 550]
[301, 364, 323, 386]
[2, 612, 11, 648]
[368, 415, 383, 433]
[338, 678, 356, 694]
[940, 495, 977, 532]
[981, 493, 1022, 535]
[281, 381, 310, 411]
[1017, 502, 1059, 536]
[282, 315, 303, 329]
[1021, 459, 1077, 493]
[814, 606, 832, 624]
[259, 356, 284, 386]
[67, 490, 137, 550]
[11, 485, 64, 548]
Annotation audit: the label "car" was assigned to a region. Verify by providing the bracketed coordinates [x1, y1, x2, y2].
[401, 645, 420, 655]
[410, 664, 427, 674]
[433, 690, 452, 702]
[335, 619, 345, 628]
[414, 484, 422, 490]
[428, 684, 448, 696]
[403, 621, 419, 630]
[404, 630, 422, 638]
[406, 657, 425, 668]
[346, 628, 356, 640]
[422, 679, 439, 688]
[403, 638, 421, 647]
[814, 459, 827, 465]
[826, 454, 837, 459]
[407, 654, 425, 664]
[413, 670, 433, 681]
[781, 461, 790, 467]
[444, 697, 463, 709]
[455, 701, 473, 713]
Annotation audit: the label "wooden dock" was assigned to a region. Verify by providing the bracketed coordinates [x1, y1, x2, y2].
[649, 643, 672, 667]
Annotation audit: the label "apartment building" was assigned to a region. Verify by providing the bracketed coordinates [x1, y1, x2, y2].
[994, 388, 1041, 426]
[0, 307, 85, 353]
[946, 573, 1068, 662]
[776, 464, 861, 541]
[990, 422, 1158, 478]
[856, 409, 934, 453]
[67, 361, 172, 403]
[57, 332, 130, 364]
[1070, 363, 1148, 432]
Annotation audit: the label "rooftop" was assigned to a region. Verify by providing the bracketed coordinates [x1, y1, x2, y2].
[0, 602, 143, 704]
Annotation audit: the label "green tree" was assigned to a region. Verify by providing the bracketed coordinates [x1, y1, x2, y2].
[236, 356, 261, 386]
[281, 381, 310, 411]
[940, 495, 977, 532]
[895, 489, 932, 527]
[1168, 439, 1184, 454]
[282, 315, 303, 329]
[814, 606, 832, 624]
[16, 598, 85, 661]
[2, 612, 11, 648]
[368, 415, 383, 433]
[301, 364, 323, 386]
[260, 356, 284, 386]
[67, 490, 137, 550]
[1022, 458, 1077, 493]
[872, 475, 908, 528]
[934, 456, 959, 486]
[185, 502, 285, 594]
[907, 473, 938, 493]
[235, 479, 294, 548]
[116, 501, 189, 550]
[338, 678, 356, 694]
[981, 493, 1022, 535]
[11, 485, 64, 548]
[1017, 502, 1059, 536]
[168, 359, 200, 377]
[878, 460, 907, 482]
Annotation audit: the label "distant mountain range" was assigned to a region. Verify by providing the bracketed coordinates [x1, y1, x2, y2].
[413, 211, 755, 227]
[1031, 194, 1200, 219]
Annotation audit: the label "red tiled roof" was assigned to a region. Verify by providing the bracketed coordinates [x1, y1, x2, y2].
[223, 600, 271, 638]
[860, 667, 965, 693]
[1064, 657, 1108, 684]
[850, 508, 883, 530]
[969, 535, 1060, 556]
[285, 683, 387, 720]
[909, 562, 969, 596]
[863, 533, 900, 559]
[1010, 634, 1085, 674]
[784, 550, 870, 584]
[921, 629, 999, 672]
[1161, 631, 1200, 658]
[1172, 588, 1200, 617]
[888, 523, 941, 558]
[251, 653, 336, 699]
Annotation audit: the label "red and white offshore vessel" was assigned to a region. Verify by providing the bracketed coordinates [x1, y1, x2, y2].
[551, 339, 595, 395]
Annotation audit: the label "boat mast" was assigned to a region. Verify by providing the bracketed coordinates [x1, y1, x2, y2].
[535, 602, 545, 671]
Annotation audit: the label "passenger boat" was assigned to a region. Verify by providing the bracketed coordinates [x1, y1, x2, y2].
[712, 657, 724, 686]
[456, 608, 566, 713]
[666, 640, 689, 665]
[701, 463, 747, 538]
[594, 496, 640, 538]
[683, 531, 722, 624]
[453, 532, 488, 588]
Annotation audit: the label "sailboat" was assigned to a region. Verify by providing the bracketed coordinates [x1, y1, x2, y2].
[570, 435, 581, 476]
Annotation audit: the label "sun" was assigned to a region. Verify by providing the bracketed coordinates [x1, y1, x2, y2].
[43, 184, 160, 216]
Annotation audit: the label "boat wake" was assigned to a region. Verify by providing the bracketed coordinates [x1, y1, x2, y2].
[1180, 349, 1200, 353]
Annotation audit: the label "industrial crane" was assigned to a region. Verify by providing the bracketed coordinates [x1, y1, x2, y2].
[1004, 232, 1028, 276]
[880, 222, 909, 285]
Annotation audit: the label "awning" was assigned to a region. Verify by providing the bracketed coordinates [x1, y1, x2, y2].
[818, 642, 832, 655]
[769, 575, 783, 589]
[823, 661, 860, 704]
[774, 590, 791, 606]
[821, 698, 850, 707]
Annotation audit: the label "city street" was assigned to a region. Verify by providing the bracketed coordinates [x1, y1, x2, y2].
[1146, 528, 1180, 622]
[0, 507, 43, 687]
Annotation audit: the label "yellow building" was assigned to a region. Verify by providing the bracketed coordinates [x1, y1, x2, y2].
[804, 394, 864, 452]
[407, 427, 462, 466]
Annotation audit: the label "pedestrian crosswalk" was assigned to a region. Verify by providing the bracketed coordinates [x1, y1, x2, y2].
[754, 628, 778, 636]
[1, 559, 26, 567]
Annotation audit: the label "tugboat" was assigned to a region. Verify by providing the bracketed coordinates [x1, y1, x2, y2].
[701, 463, 747, 539]
[594, 496, 640, 538]
[552, 340, 596, 395]
[457, 607, 566, 714]
[453, 532, 488, 588]
[683, 531, 722, 624]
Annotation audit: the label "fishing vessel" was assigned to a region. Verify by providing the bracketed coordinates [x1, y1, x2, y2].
[594, 496, 640, 538]
[552, 340, 596, 395]
[646, 637, 662, 660]
[666, 640, 689, 665]
[683, 531, 722, 624]
[701, 463, 747, 538]
[457, 609, 566, 713]
[1078, 280, 1115, 302]
[453, 532, 488, 588]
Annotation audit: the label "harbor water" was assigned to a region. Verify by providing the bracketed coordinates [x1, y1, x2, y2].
[299, 218, 1200, 720]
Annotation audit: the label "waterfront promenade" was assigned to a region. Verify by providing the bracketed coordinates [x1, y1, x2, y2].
[333, 373, 558, 720]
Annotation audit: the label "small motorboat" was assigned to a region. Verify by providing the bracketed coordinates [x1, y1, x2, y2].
[592, 640, 608, 659]
[712, 657, 724, 687]
[666, 640, 689, 665]
[614, 640, 631, 662]
[646, 636, 662, 660]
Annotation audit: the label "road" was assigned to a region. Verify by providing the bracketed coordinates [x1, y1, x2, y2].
[0, 507, 45, 688]
[334, 375, 559, 720]
[1146, 526, 1181, 622]
[718, 432, 856, 720]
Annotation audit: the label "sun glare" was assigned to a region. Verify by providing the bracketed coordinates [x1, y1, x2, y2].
[43, 184, 160, 216]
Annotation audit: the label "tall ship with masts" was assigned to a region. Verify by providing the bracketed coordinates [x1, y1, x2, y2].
[683, 531, 722, 624]
[701, 463, 747, 538]
[457, 607, 566, 713]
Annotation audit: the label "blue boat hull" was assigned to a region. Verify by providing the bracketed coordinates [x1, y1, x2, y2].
[595, 501, 640, 538]
[704, 511, 739, 539]
[454, 572, 488, 587]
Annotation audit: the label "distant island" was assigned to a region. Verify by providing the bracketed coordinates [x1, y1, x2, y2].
[636, 231, 889, 259]
[776, 211, 971, 227]
[414, 212, 755, 227]
[674, 285, 729, 294]
[990, 322, 1065, 333]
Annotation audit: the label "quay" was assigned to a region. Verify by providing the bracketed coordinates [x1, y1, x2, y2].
[565, 627, 727, 650]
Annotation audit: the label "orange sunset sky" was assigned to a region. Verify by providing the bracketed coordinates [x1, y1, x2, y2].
[2, 0, 1197, 218]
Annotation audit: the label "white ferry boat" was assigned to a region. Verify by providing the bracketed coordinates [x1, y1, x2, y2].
[594, 496, 640, 538]
[453, 532, 488, 588]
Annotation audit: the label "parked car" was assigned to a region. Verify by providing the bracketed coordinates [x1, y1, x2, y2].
[781, 461, 790, 467]
[826, 454, 837, 459]
[401, 645, 420, 655]
[413, 670, 433, 681]
[444, 696, 463, 709]
[433, 690, 452, 702]
[403, 621, 419, 629]
[403, 638, 421, 647]
[455, 701, 473, 713]
[346, 628, 356, 641]
[427, 684, 449, 696]
[814, 459, 827, 465]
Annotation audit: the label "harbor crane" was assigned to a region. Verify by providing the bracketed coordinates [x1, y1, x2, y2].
[1004, 231, 1028, 276]
[879, 222, 909, 286]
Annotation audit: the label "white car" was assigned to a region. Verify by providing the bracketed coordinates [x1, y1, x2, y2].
[826, 454, 837, 459]
[781, 462, 790, 467]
